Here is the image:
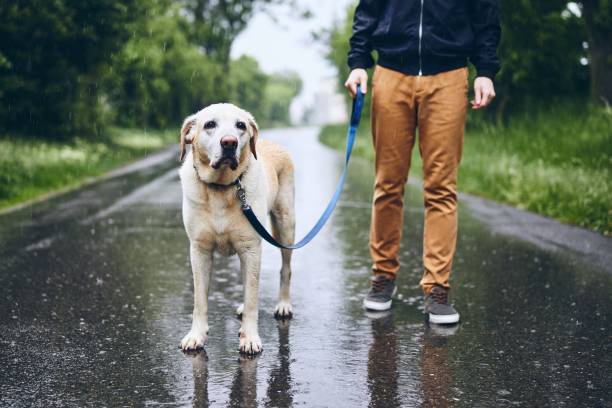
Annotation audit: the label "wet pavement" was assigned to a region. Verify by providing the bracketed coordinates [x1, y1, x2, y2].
[1, 127, 611, 407]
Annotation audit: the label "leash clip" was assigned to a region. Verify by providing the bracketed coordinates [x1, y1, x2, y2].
[235, 179, 250, 210]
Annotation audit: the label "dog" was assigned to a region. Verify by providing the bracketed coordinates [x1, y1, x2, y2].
[178, 103, 295, 355]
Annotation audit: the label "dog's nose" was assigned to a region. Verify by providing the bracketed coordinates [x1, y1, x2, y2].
[220, 135, 238, 149]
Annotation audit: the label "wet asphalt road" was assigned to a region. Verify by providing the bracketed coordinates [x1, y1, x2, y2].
[1, 127, 611, 407]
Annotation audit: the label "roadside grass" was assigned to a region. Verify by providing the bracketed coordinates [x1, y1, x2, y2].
[0, 128, 176, 211]
[320, 105, 612, 235]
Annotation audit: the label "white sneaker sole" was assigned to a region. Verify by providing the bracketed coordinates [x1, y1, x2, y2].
[429, 312, 460, 325]
[363, 287, 397, 311]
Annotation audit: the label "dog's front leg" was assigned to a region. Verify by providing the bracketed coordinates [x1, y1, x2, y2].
[180, 244, 213, 351]
[238, 245, 263, 355]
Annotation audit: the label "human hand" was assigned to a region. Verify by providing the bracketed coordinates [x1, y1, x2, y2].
[472, 77, 496, 109]
[344, 69, 368, 98]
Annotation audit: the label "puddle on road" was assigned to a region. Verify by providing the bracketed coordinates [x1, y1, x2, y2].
[1, 128, 611, 407]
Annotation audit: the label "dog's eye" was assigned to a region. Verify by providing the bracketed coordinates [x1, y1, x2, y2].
[236, 121, 246, 131]
[204, 121, 216, 130]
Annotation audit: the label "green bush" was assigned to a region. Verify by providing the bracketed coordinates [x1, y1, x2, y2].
[0, 0, 145, 138]
[0, 128, 174, 208]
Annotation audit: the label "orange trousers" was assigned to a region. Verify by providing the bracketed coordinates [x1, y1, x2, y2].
[369, 65, 468, 295]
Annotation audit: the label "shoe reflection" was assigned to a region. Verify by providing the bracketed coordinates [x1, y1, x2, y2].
[366, 310, 401, 408]
[420, 323, 459, 408]
[188, 320, 294, 408]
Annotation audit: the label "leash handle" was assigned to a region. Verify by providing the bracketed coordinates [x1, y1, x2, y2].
[240, 85, 365, 250]
[350, 85, 365, 127]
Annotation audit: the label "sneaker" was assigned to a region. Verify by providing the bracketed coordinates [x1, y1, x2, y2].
[363, 274, 397, 311]
[424, 286, 460, 324]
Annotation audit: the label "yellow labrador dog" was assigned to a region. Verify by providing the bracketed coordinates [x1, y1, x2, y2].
[178, 103, 295, 355]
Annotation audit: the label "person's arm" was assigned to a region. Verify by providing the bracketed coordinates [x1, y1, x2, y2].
[348, 0, 380, 71]
[469, 0, 501, 79]
[345, 0, 381, 97]
[469, 0, 501, 109]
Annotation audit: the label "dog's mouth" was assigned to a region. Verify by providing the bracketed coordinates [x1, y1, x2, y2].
[211, 155, 239, 170]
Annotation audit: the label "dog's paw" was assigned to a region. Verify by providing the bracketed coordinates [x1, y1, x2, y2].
[179, 329, 208, 352]
[238, 328, 263, 355]
[274, 300, 293, 319]
[236, 303, 244, 318]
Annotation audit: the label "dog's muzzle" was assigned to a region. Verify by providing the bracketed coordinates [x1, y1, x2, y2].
[211, 135, 240, 170]
[212, 148, 239, 170]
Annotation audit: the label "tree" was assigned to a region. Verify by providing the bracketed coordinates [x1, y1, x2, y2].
[107, 4, 223, 128]
[579, 0, 612, 105]
[181, 0, 298, 67]
[262, 71, 302, 126]
[0, 0, 144, 138]
[228, 55, 269, 121]
[494, 0, 589, 119]
[179, 0, 287, 101]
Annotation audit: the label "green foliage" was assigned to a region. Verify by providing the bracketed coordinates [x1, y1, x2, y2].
[0, 128, 175, 209]
[0, 0, 302, 140]
[0, 0, 145, 138]
[106, 5, 223, 128]
[0, 0, 303, 209]
[326, 5, 374, 121]
[495, 1, 589, 116]
[229, 56, 270, 121]
[460, 105, 611, 234]
[181, 0, 288, 65]
[580, 0, 612, 104]
[327, 7, 354, 100]
[228, 57, 302, 127]
[261, 71, 302, 127]
[320, 105, 612, 235]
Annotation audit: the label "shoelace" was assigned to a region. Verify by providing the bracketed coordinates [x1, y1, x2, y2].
[372, 277, 391, 293]
[429, 288, 448, 304]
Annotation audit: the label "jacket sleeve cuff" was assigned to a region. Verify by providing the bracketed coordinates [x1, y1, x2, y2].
[348, 54, 375, 70]
[475, 67, 497, 80]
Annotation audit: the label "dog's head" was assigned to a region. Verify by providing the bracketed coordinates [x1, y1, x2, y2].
[179, 103, 259, 170]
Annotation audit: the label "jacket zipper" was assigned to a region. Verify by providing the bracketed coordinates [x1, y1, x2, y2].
[418, 0, 424, 75]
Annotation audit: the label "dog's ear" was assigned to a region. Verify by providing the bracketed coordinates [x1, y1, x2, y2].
[179, 115, 197, 162]
[248, 117, 259, 160]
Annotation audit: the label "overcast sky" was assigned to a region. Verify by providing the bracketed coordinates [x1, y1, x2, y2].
[231, 0, 354, 115]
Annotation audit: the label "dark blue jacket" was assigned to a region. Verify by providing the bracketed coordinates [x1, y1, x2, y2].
[348, 0, 501, 79]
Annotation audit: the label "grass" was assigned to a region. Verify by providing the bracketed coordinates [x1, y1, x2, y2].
[0, 128, 176, 211]
[320, 104, 612, 235]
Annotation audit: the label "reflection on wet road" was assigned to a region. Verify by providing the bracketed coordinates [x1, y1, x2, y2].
[1, 127, 611, 407]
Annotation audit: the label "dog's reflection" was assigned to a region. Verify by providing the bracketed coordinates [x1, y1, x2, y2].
[190, 351, 209, 408]
[228, 355, 260, 408]
[188, 320, 294, 408]
[366, 310, 401, 408]
[265, 319, 293, 407]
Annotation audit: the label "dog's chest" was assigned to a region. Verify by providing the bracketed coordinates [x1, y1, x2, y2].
[186, 192, 246, 255]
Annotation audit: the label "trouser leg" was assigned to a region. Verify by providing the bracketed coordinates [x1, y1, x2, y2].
[417, 68, 468, 294]
[370, 65, 417, 276]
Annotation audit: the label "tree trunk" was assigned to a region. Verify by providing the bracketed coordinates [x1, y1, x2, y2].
[588, 40, 612, 106]
[582, 0, 612, 105]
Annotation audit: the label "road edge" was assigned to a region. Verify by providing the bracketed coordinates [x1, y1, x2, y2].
[0, 145, 177, 216]
[458, 191, 612, 273]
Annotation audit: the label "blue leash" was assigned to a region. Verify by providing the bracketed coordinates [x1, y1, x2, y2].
[235, 85, 365, 249]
